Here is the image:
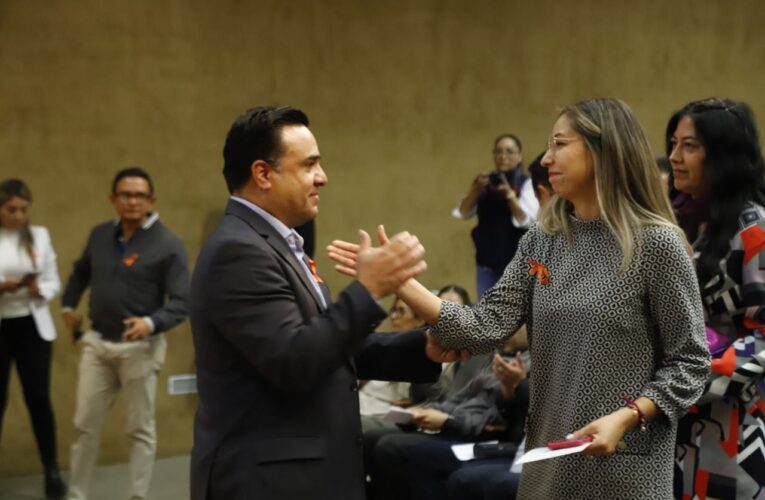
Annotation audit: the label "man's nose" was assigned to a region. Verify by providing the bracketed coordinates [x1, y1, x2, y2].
[316, 165, 328, 185]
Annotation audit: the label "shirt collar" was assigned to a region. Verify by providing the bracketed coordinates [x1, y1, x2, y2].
[112, 212, 159, 230]
[230, 196, 296, 242]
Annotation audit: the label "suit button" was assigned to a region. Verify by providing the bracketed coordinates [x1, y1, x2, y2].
[357, 437, 364, 447]
[350, 383, 359, 392]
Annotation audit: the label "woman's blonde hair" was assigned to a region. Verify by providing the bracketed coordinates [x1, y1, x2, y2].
[538, 98, 679, 270]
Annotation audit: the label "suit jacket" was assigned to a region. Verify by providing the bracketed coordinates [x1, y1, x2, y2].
[190, 200, 440, 500]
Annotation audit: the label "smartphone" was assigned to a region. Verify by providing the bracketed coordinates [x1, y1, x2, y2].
[21, 272, 39, 284]
[547, 436, 593, 450]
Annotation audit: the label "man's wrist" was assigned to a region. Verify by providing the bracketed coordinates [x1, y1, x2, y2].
[142, 316, 155, 334]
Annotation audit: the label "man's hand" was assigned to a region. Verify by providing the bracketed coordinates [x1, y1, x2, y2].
[354, 229, 426, 299]
[327, 240, 360, 278]
[62, 310, 83, 341]
[122, 317, 152, 341]
[492, 351, 525, 399]
[411, 408, 449, 431]
[425, 332, 469, 363]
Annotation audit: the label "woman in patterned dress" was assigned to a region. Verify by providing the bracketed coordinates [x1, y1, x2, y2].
[328, 98, 710, 499]
[668, 98, 765, 500]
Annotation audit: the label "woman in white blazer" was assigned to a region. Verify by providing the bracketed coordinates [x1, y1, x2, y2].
[0, 179, 66, 498]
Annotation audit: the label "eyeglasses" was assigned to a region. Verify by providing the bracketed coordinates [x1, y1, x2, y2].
[493, 148, 520, 156]
[389, 306, 410, 317]
[115, 191, 152, 202]
[546, 137, 582, 155]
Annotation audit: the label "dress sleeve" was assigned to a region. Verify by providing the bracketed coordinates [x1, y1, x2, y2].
[430, 226, 537, 354]
[640, 226, 710, 423]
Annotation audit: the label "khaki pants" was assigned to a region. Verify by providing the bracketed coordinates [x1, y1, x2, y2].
[68, 331, 166, 500]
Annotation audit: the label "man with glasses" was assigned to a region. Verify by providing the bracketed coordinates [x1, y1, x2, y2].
[61, 167, 189, 500]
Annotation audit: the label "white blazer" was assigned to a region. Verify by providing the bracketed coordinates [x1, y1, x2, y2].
[0, 225, 61, 341]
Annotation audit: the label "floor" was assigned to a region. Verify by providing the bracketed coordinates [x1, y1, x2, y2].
[0, 455, 190, 500]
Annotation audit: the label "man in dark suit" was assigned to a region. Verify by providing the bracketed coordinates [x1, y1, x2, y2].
[190, 106, 448, 500]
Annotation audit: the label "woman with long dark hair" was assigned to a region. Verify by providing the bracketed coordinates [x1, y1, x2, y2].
[0, 179, 66, 498]
[668, 98, 765, 499]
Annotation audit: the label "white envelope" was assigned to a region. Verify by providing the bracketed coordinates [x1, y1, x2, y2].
[514, 441, 592, 465]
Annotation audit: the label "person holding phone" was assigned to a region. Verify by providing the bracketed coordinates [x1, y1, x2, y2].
[452, 134, 539, 297]
[0, 179, 66, 498]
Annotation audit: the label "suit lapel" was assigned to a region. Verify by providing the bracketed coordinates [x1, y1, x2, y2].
[225, 200, 326, 312]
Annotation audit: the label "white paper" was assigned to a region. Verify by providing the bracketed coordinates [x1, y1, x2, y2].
[450, 441, 499, 461]
[509, 438, 525, 473]
[383, 407, 414, 424]
[514, 441, 592, 465]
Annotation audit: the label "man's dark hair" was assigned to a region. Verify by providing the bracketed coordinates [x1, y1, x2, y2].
[222, 106, 310, 193]
[112, 167, 154, 194]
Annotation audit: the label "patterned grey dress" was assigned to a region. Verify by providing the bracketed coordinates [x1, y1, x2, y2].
[432, 217, 710, 499]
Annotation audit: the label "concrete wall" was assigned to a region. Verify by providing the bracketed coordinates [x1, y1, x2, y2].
[1, 0, 763, 475]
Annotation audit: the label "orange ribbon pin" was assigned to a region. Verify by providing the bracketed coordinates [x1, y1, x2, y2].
[308, 258, 323, 283]
[528, 258, 550, 285]
[123, 253, 139, 267]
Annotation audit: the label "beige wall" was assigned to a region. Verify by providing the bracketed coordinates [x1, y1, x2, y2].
[1, 0, 764, 475]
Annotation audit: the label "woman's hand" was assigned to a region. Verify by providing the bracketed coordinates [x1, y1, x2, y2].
[0, 279, 23, 294]
[471, 173, 490, 193]
[569, 408, 637, 456]
[411, 407, 449, 430]
[26, 278, 42, 299]
[492, 351, 526, 399]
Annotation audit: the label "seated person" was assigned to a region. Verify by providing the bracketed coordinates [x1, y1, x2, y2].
[360, 296, 426, 431]
[409, 285, 476, 405]
[366, 342, 528, 500]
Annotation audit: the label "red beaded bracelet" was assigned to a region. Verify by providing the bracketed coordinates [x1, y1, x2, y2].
[622, 396, 647, 432]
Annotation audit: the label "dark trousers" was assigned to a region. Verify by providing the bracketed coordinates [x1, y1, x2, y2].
[446, 462, 519, 500]
[401, 436, 518, 500]
[0, 315, 59, 467]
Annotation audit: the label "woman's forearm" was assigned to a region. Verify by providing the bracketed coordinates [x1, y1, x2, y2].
[397, 279, 443, 325]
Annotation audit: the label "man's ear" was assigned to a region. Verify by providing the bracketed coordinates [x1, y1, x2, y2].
[251, 159, 274, 190]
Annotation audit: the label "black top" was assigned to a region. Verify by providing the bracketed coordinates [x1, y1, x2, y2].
[472, 169, 528, 273]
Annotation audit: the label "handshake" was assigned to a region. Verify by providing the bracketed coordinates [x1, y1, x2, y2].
[327, 225, 426, 300]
